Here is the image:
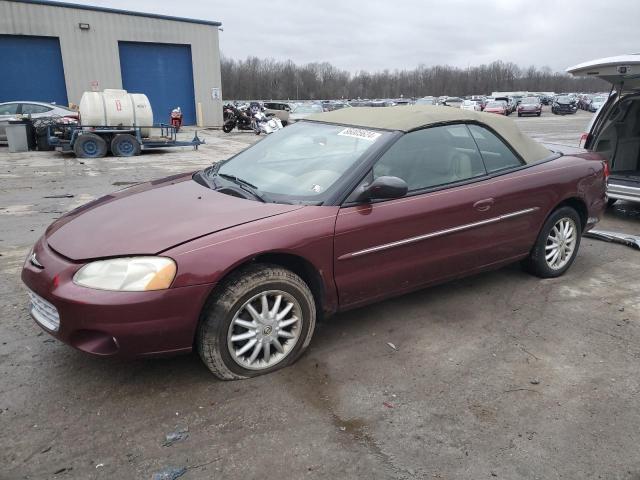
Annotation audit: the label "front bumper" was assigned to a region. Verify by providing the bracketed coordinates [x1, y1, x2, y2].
[518, 108, 540, 115]
[553, 106, 577, 113]
[21, 236, 214, 357]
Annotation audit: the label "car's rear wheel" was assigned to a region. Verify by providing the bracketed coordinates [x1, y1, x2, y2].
[197, 264, 316, 380]
[523, 206, 581, 278]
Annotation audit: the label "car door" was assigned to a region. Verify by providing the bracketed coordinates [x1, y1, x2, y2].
[0, 103, 20, 141]
[464, 124, 548, 263]
[334, 123, 509, 309]
[20, 103, 53, 119]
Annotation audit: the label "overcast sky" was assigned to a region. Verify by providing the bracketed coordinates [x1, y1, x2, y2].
[67, 0, 638, 73]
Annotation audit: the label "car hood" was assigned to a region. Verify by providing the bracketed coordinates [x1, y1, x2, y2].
[46, 173, 303, 261]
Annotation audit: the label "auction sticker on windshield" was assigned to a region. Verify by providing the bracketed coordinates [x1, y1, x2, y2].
[338, 127, 382, 141]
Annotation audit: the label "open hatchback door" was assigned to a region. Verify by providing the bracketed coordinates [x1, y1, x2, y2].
[567, 54, 640, 91]
[568, 54, 640, 205]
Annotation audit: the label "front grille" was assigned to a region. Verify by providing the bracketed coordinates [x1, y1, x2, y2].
[28, 290, 60, 332]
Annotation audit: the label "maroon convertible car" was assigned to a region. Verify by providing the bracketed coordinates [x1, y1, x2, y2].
[22, 106, 608, 380]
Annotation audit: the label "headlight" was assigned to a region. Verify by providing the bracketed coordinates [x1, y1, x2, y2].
[73, 256, 177, 291]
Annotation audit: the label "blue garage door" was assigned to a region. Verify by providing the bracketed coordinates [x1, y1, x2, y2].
[0, 35, 68, 105]
[119, 42, 196, 125]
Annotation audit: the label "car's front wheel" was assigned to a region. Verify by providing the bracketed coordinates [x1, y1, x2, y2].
[197, 264, 316, 380]
[523, 206, 581, 278]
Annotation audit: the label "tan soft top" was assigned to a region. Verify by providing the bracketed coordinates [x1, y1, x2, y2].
[306, 105, 551, 164]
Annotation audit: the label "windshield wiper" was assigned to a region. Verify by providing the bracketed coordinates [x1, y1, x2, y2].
[217, 173, 267, 203]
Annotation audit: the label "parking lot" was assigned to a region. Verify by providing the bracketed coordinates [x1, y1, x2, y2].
[1, 108, 639, 480]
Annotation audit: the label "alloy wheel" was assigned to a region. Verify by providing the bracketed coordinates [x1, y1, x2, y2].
[227, 290, 302, 370]
[545, 217, 577, 270]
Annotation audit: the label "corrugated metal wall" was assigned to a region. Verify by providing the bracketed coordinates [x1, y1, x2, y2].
[0, 1, 223, 126]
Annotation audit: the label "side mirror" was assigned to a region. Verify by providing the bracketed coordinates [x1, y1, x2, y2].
[355, 176, 408, 202]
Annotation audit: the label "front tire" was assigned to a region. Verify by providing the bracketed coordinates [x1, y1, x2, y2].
[74, 133, 108, 158]
[197, 265, 316, 380]
[523, 206, 582, 278]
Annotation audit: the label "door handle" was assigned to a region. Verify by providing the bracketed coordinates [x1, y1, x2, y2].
[473, 198, 495, 212]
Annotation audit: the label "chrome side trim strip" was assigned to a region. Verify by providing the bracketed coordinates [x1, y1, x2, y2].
[341, 207, 539, 259]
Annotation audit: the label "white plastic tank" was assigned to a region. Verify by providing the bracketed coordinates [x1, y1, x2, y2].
[79, 89, 153, 137]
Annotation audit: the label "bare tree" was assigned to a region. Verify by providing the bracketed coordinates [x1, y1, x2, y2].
[220, 55, 607, 100]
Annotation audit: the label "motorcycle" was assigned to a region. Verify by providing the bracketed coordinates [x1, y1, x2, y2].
[252, 110, 283, 135]
[222, 102, 283, 134]
[222, 104, 254, 133]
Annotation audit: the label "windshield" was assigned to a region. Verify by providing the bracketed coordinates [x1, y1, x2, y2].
[211, 122, 391, 203]
[463, 100, 476, 105]
[592, 96, 607, 103]
[415, 98, 436, 105]
[557, 96, 572, 102]
[522, 97, 538, 104]
[292, 104, 323, 114]
[486, 102, 503, 108]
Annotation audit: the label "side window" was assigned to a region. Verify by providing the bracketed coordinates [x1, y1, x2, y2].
[21, 104, 52, 115]
[0, 103, 19, 115]
[372, 124, 487, 192]
[468, 124, 523, 172]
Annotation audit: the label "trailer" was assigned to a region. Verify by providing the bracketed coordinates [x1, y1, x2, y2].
[47, 124, 204, 158]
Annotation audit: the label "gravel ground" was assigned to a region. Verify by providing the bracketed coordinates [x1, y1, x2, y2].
[1, 108, 639, 480]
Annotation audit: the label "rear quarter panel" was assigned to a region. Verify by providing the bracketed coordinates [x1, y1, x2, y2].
[521, 152, 607, 232]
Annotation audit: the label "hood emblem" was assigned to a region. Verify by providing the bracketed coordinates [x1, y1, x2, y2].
[30, 253, 44, 269]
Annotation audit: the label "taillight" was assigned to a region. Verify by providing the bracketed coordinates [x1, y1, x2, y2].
[602, 161, 610, 180]
[579, 132, 590, 149]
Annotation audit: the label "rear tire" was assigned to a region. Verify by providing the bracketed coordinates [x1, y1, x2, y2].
[222, 120, 235, 133]
[197, 264, 316, 380]
[74, 133, 107, 158]
[522, 206, 582, 278]
[607, 198, 618, 208]
[110, 134, 141, 157]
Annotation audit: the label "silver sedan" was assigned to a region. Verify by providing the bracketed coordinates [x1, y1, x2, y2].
[0, 101, 78, 143]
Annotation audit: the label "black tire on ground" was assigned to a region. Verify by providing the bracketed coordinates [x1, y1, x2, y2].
[197, 264, 316, 380]
[222, 120, 235, 133]
[537, 112, 541, 116]
[522, 206, 582, 278]
[73, 133, 108, 158]
[607, 198, 618, 207]
[110, 134, 141, 157]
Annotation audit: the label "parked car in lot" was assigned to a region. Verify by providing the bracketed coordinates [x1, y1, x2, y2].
[551, 96, 578, 115]
[494, 96, 514, 115]
[22, 106, 607, 379]
[263, 102, 291, 126]
[517, 97, 542, 117]
[461, 100, 482, 111]
[415, 96, 437, 106]
[288, 103, 324, 123]
[440, 97, 464, 108]
[0, 101, 78, 143]
[568, 54, 640, 205]
[483, 101, 508, 115]
[588, 95, 608, 113]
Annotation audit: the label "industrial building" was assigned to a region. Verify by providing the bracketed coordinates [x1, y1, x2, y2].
[0, 0, 223, 126]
